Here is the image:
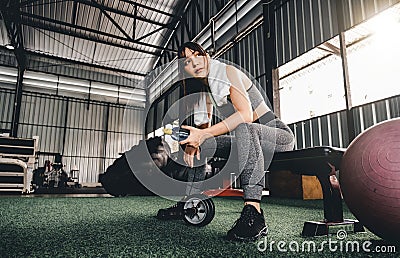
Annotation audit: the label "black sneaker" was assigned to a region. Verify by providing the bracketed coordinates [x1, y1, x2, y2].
[226, 204, 268, 241]
[156, 202, 184, 220]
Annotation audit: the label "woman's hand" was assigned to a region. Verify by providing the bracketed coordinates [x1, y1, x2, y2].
[179, 125, 212, 168]
[179, 125, 211, 149]
[183, 145, 200, 168]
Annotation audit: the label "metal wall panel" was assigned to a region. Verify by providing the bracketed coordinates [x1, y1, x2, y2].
[104, 117, 143, 170]
[275, 0, 400, 66]
[320, 116, 330, 146]
[165, 85, 181, 124]
[294, 122, 303, 149]
[310, 117, 320, 146]
[155, 99, 165, 129]
[339, 110, 349, 146]
[106, 105, 124, 168]
[361, 104, 374, 129]
[0, 19, 10, 47]
[303, 119, 312, 147]
[146, 83, 181, 134]
[219, 25, 266, 83]
[63, 100, 144, 183]
[63, 100, 106, 183]
[18, 93, 66, 154]
[389, 96, 400, 118]
[329, 113, 340, 147]
[374, 101, 388, 123]
[0, 87, 15, 132]
[120, 106, 144, 151]
[0, 85, 144, 183]
[275, 0, 338, 66]
[145, 105, 155, 135]
[290, 95, 400, 149]
[0, 49, 17, 67]
[352, 106, 362, 136]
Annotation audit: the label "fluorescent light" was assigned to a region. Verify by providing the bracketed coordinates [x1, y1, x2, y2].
[5, 44, 14, 50]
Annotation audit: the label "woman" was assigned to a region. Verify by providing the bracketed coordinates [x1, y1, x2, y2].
[157, 42, 295, 241]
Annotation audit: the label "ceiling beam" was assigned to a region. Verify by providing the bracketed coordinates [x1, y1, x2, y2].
[26, 49, 147, 77]
[194, 0, 205, 28]
[117, 0, 175, 18]
[19, 0, 176, 42]
[135, 25, 168, 42]
[20, 12, 177, 54]
[94, 0, 133, 40]
[19, 17, 157, 57]
[321, 42, 341, 55]
[73, 0, 168, 28]
[154, 0, 191, 68]
[19, 0, 175, 19]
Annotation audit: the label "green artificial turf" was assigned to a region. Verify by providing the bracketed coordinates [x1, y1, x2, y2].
[0, 196, 398, 257]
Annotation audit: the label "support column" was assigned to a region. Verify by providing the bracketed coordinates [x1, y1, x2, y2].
[2, 0, 27, 137]
[61, 98, 70, 155]
[263, 0, 277, 112]
[102, 103, 110, 173]
[338, 32, 355, 142]
[272, 68, 280, 117]
[336, 0, 355, 143]
[11, 64, 25, 137]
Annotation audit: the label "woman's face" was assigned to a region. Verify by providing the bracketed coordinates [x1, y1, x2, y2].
[182, 47, 209, 78]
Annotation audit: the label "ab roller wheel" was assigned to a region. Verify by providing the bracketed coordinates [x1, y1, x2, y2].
[182, 194, 215, 227]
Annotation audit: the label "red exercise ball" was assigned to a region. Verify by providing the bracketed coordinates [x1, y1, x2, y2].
[340, 118, 400, 242]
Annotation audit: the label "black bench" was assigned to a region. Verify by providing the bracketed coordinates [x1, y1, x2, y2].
[0, 136, 38, 193]
[210, 146, 364, 236]
[269, 146, 345, 223]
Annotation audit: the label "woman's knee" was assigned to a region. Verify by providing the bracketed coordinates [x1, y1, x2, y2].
[234, 122, 252, 135]
[275, 129, 296, 152]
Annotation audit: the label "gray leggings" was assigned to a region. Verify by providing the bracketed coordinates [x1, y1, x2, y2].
[186, 119, 295, 201]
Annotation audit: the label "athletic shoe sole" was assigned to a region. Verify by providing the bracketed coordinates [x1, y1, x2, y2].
[226, 226, 268, 242]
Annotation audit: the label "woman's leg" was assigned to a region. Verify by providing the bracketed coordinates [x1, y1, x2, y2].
[185, 165, 206, 196]
[235, 121, 295, 203]
[226, 121, 294, 241]
[191, 120, 294, 199]
[185, 135, 235, 196]
[234, 123, 265, 204]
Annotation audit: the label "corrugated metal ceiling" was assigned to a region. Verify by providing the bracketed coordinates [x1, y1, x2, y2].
[1, 0, 185, 79]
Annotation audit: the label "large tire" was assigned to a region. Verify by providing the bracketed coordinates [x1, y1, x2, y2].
[100, 137, 170, 197]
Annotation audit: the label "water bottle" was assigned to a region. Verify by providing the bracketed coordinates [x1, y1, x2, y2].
[163, 127, 190, 141]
